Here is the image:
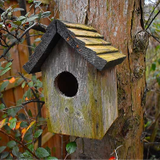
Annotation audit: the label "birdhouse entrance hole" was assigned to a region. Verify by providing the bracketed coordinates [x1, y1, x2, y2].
[54, 71, 78, 97]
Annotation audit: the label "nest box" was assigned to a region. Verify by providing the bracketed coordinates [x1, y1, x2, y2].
[23, 20, 126, 139]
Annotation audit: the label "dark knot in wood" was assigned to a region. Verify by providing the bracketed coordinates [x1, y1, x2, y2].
[133, 30, 149, 53]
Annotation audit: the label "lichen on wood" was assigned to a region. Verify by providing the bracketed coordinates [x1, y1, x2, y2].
[42, 38, 118, 139]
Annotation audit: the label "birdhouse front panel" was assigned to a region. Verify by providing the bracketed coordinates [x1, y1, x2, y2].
[41, 38, 117, 139]
[23, 20, 126, 139]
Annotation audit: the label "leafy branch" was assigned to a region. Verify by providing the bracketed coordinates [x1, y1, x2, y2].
[0, 129, 39, 159]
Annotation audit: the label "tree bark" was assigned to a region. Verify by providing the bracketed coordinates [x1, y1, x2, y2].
[54, 0, 145, 159]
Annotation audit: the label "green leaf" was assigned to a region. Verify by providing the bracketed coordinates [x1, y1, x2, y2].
[0, 146, 6, 153]
[4, 123, 11, 132]
[0, 103, 5, 110]
[23, 89, 32, 100]
[7, 141, 16, 148]
[12, 146, 20, 157]
[31, 75, 37, 82]
[16, 99, 22, 105]
[22, 144, 34, 158]
[0, 67, 11, 76]
[158, 59, 160, 65]
[13, 8, 24, 12]
[21, 81, 26, 88]
[26, 14, 38, 23]
[2, 114, 7, 118]
[28, 0, 33, 3]
[35, 1, 41, 8]
[18, 113, 26, 120]
[37, 117, 47, 126]
[20, 121, 28, 128]
[35, 79, 43, 89]
[23, 129, 33, 141]
[15, 130, 21, 138]
[0, 81, 9, 92]
[34, 38, 41, 42]
[8, 118, 17, 129]
[157, 77, 160, 85]
[34, 129, 43, 138]
[17, 16, 26, 21]
[35, 147, 49, 158]
[22, 151, 32, 158]
[28, 109, 32, 117]
[6, 153, 13, 159]
[66, 142, 77, 154]
[13, 21, 21, 26]
[47, 157, 58, 160]
[0, 151, 9, 159]
[28, 81, 33, 87]
[7, 107, 21, 117]
[45, 146, 51, 155]
[41, 11, 51, 18]
[4, 62, 12, 69]
[151, 62, 156, 71]
[28, 144, 34, 152]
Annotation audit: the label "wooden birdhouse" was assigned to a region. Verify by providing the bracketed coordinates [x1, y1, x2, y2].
[23, 20, 126, 139]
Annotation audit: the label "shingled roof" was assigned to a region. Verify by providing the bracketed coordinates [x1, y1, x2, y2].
[23, 19, 126, 73]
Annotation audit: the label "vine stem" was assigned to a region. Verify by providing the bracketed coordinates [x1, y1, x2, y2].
[0, 129, 39, 159]
[64, 153, 69, 160]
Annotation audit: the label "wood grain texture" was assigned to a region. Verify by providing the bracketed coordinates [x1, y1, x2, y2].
[76, 37, 111, 45]
[62, 20, 96, 31]
[68, 28, 103, 38]
[42, 38, 118, 139]
[86, 45, 118, 53]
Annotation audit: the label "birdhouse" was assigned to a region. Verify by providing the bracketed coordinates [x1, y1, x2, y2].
[23, 20, 126, 139]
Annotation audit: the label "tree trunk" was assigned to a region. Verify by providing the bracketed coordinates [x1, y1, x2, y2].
[54, 0, 145, 159]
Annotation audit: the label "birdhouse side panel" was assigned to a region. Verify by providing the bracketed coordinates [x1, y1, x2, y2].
[86, 64, 118, 139]
[42, 38, 91, 138]
[41, 38, 118, 139]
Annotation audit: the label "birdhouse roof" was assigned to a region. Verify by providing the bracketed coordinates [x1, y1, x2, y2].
[23, 19, 126, 73]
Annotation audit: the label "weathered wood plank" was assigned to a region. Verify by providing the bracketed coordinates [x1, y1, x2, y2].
[76, 37, 111, 45]
[86, 45, 118, 54]
[68, 28, 104, 38]
[62, 21, 96, 31]
[98, 52, 126, 62]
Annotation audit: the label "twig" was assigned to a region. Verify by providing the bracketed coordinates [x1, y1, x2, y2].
[146, 10, 160, 30]
[0, 22, 37, 59]
[145, 0, 160, 28]
[0, 7, 47, 32]
[110, 145, 123, 160]
[22, 99, 44, 105]
[0, 129, 39, 159]
[18, 0, 33, 56]
[64, 153, 69, 160]
[18, 72, 38, 99]
[146, 30, 160, 43]
[144, 142, 160, 147]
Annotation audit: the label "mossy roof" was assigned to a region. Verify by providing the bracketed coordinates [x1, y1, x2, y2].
[23, 19, 126, 73]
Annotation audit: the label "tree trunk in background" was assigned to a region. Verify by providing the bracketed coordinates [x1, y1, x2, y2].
[53, 0, 146, 159]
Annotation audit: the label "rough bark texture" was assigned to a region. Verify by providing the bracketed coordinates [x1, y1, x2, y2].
[53, 0, 145, 159]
